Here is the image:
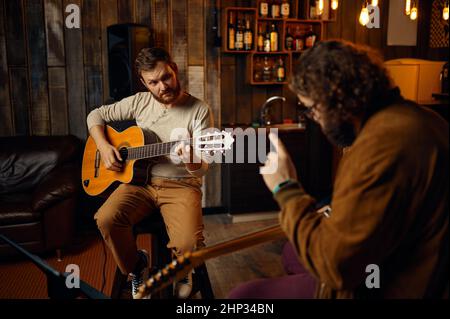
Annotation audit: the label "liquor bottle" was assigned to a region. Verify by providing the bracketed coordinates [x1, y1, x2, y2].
[271, 0, 281, 18]
[305, 29, 316, 48]
[254, 57, 263, 82]
[269, 24, 278, 52]
[263, 25, 271, 52]
[228, 11, 235, 50]
[276, 56, 285, 82]
[257, 24, 264, 51]
[293, 25, 304, 51]
[285, 26, 294, 50]
[281, 0, 290, 19]
[259, 0, 269, 18]
[235, 16, 244, 50]
[309, 0, 317, 19]
[297, 100, 308, 129]
[262, 56, 272, 82]
[243, 17, 253, 51]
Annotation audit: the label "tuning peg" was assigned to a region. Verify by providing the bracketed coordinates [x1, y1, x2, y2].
[161, 267, 170, 279]
[170, 260, 178, 269]
[145, 277, 155, 288]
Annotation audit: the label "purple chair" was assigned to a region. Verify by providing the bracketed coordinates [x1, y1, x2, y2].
[228, 241, 317, 299]
[282, 240, 309, 275]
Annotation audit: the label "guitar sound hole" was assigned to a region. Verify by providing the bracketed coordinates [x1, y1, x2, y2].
[119, 148, 128, 162]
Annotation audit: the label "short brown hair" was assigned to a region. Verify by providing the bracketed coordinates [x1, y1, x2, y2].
[135, 47, 178, 75]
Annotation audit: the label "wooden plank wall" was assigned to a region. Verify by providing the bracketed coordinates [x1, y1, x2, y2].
[221, 0, 449, 127]
[0, 0, 221, 207]
[323, 1, 449, 61]
[0, 0, 218, 140]
[1, 1, 447, 136]
[0, 0, 13, 136]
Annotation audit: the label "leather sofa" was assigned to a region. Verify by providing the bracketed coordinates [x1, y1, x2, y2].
[0, 135, 81, 259]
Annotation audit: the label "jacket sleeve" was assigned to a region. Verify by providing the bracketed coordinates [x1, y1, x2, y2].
[275, 132, 411, 290]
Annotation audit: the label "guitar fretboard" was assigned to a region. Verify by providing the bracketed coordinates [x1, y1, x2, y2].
[125, 138, 194, 160]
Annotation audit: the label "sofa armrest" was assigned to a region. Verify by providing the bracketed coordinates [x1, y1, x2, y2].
[32, 163, 80, 212]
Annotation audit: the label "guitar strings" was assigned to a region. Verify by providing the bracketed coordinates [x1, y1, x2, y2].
[125, 135, 223, 160]
[126, 138, 194, 160]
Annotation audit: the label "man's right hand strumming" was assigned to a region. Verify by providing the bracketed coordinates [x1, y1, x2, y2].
[89, 125, 123, 172]
[97, 142, 123, 172]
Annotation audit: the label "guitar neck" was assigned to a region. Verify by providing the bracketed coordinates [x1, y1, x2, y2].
[191, 224, 285, 266]
[126, 138, 194, 160]
[135, 224, 285, 299]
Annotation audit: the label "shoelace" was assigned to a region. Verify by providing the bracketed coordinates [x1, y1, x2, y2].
[131, 251, 148, 295]
[131, 272, 144, 295]
[178, 275, 189, 284]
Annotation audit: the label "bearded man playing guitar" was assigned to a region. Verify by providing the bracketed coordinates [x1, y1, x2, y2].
[86, 47, 213, 299]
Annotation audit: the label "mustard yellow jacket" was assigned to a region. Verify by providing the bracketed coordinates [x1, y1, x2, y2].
[275, 101, 448, 299]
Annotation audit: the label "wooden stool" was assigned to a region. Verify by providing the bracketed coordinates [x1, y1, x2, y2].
[110, 211, 214, 299]
[191, 261, 215, 299]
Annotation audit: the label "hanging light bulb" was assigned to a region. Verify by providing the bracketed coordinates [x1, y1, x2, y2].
[371, 0, 378, 7]
[405, 0, 411, 15]
[359, 2, 370, 26]
[410, 7, 418, 20]
[331, 0, 339, 10]
[410, 1, 418, 20]
[443, 1, 449, 21]
[318, 0, 324, 15]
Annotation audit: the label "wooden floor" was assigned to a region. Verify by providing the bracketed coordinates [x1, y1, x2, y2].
[0, 213, 287, 299]
[201, 214, 287, 299]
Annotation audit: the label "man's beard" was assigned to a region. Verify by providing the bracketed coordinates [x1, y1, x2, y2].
[150, 80, 181, 105]
[322, 117, 356, 148]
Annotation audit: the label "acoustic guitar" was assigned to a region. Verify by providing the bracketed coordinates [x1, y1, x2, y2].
[134, 223, 286, 299]
[81, 125, 234, 196]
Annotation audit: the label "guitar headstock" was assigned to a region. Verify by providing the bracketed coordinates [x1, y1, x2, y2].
[135, 252, 200, 299]
[134, 223, 284, 299]
[194, 130, 234, 156]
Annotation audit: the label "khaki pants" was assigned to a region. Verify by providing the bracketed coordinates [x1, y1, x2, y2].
[94, 177, 204, 275]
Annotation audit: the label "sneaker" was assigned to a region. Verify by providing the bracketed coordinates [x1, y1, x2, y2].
[130, 249, 150, 299]
[175, 271, 193, 299]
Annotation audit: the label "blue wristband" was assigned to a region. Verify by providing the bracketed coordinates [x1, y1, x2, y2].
[272, 179, 297, 194]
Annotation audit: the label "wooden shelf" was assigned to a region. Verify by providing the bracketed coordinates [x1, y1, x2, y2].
[285, 18, 323, 23]
[253, 51, 285, 54]
[222, 7, 257, 53]
[223, 0, 335, 86]
[249, 53, 290, 85]
[257, 17, 288, 21]
[249, 81, 289, 85]
[223, 50, 254, 54]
